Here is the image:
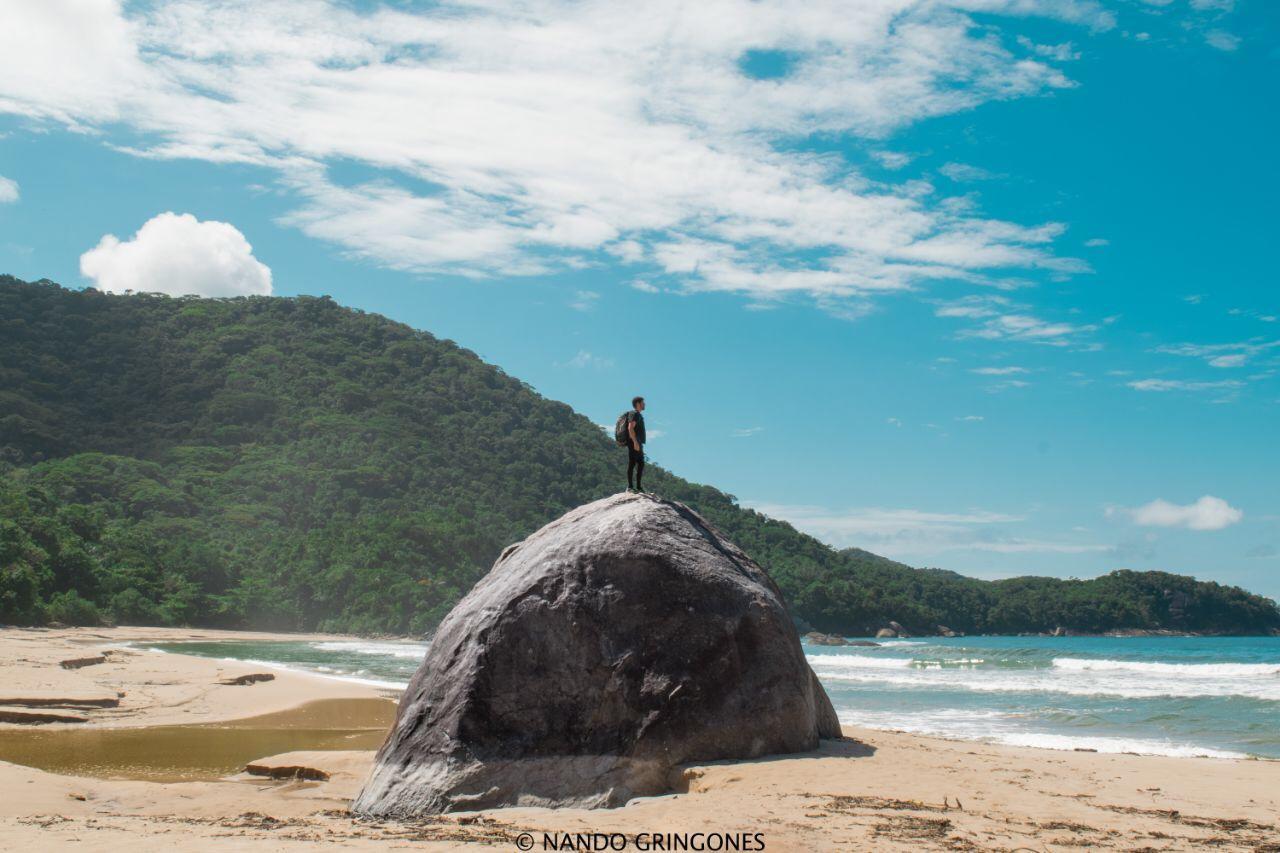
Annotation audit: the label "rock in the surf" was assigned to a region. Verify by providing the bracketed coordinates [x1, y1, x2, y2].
[353, 492, 841, 816]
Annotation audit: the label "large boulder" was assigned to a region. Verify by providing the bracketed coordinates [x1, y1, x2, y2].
[353, 492, 841, 816]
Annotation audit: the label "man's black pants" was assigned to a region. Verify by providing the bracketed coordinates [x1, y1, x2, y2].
[627, 446, 645, 491]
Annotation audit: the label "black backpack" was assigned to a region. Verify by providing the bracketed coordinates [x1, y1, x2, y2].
[614, 411, 632, 446]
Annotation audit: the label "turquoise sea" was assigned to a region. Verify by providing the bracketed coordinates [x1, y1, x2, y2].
[148, 634, 1280, 760]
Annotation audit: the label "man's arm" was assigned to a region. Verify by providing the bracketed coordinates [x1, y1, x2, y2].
[628, 418, 640, 451]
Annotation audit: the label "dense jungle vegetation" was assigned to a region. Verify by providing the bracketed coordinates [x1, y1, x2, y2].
[3, 277, 1277, 635]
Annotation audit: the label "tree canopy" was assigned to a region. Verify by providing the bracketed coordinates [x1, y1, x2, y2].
[2, 277, 1277, 635]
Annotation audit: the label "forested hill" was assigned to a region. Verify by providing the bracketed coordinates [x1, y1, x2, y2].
[2, 277, 1277, 636]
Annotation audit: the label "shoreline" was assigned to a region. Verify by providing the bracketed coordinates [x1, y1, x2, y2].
[7, 626, 1272, 760]
[0, 625, 391, 729]
[2, 627, 1278, 850]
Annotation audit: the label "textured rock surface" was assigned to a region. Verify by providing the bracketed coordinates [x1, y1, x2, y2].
[353, 492, 841, 816]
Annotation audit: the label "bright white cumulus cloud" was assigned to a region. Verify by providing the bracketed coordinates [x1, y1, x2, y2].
[0, 0, 1123, 312]
[80, 212, 273, 297]
[1113, 496, 1244, 531]
[0, 174, 18, 203]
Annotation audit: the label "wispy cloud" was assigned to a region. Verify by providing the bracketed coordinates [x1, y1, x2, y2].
[938, 162, 999, 182]
[0, 175, 18, 204]
[748, 502, 1107, 557]
[1127, 378, 1245, 392]
[1155, 339, 1280, 369]
[569, 290, 601, 312]
[971, 366, 1028, 376]
[562, 350, 614, 369]
[0, 0, 1115, 313]
[1204, 29, 1241, 51]
[870, 150, 912, 170]
[934, 295, 1098, 348]
[731, 426, 764, 438]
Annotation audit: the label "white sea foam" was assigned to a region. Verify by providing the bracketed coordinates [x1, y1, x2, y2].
[311, 640, 429, 659]
[223, 656, 410, 690]
[836, 708, 1249, 759]
[1053, 657, 1280, 677]
[810, 661, 1280, 701]
[806, 654, 913, 669]
[993, 732, 1248, 760]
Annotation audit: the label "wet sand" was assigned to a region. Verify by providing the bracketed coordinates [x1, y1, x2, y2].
[0, 698, 394, 781]
[2, 626, 1278, 851]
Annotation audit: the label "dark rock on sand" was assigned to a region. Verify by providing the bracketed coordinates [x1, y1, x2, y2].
[245, 763, 331, 781]
[0, 708, 90, 724]
[59, 655, 107, 670]
[354, 492, 841, 816]
[219, 673, 276, 686]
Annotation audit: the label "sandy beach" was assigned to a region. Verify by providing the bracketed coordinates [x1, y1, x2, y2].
[1, 627, 1277, 851]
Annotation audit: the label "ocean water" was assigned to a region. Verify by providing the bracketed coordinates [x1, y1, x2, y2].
[147, 634, 1280, 760]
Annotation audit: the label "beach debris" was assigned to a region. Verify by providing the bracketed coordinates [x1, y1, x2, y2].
[59, 655, 108, 670]
[245, 763, 331, 781]
[354, 492, 842, 816]
[219, 673, 276, 686]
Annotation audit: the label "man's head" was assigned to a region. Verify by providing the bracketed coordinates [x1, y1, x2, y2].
[632, 395, 645, 412]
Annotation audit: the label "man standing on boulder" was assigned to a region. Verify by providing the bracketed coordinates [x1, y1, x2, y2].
[625, 396, 646, 493]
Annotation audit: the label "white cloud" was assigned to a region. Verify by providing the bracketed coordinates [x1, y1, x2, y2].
[1127, 378, 1244, 392]
[1154, 339, 1280, 369]
[957, 414, 984, 421]
[1015, 36, 1080, 62]
[1112, 495, 1243, 531]
[563, 350, 614, 369]
[971, 366, 1027, 375]
[79, 212, 272, 297]
[731, 426, 764, 438]
[886, 417, 902, 427]
[871, 150, 912, 170]
[986, 378, 1031, 392]
[569, 290, 601, 312]
[0, 0, 1112, 312]
[939, 162, 998, 182]
[748, 502, 1107, 556]
[0, 175, 18, 203]
[1204, 30, 1240, 51]
[1084, 237, 1108, 247]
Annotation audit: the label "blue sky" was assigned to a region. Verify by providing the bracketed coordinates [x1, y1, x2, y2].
[1, 0, 1277, 597]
